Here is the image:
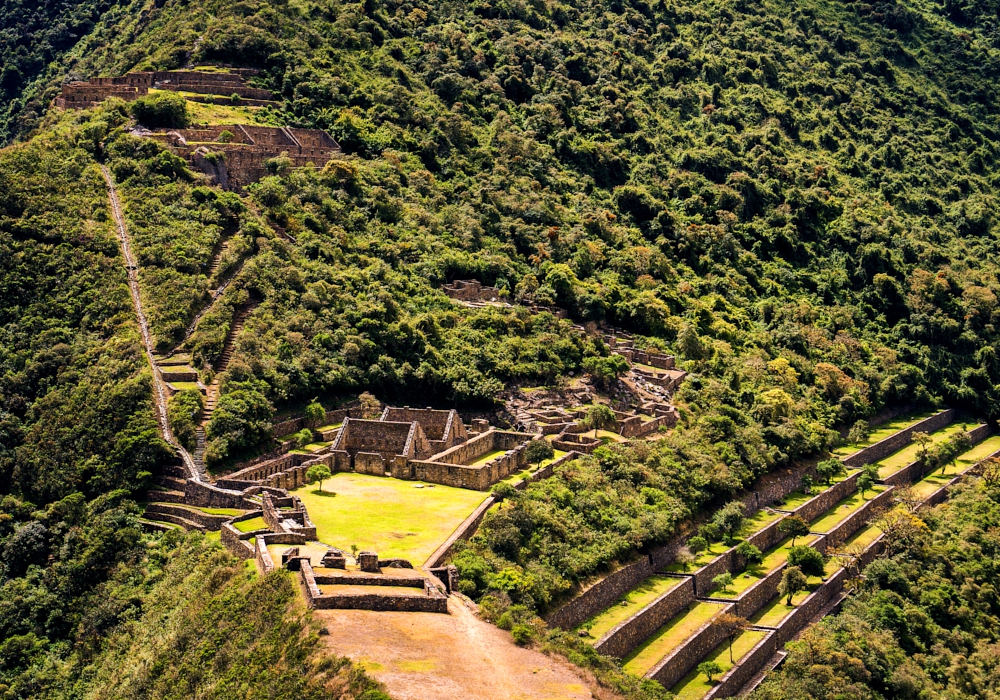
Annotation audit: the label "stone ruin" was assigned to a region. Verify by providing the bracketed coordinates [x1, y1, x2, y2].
[56, 69, 273, 109]
[441, 279, 505, 306]
[148, 124, 341, 190]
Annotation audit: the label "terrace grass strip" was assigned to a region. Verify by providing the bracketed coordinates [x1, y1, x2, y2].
[622, 602, 726, 677]
[830, 409, 938, 458]
[670, 629, 768, 700]
[579, 575, 687, 642]
[808, 486, 888, 534]
[875, 422, 970, 479]
[712, 535, 821, 598]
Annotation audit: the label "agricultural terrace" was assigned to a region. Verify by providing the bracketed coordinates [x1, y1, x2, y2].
[291, 473, 488, 563]
[830, 409, 938, 457]
[713, 535, 822, 598]
[809, 486, 888, 534]
[623, 601, 725, 676]
[875, 422, 971, 479]
[580, 575, 687, 641]
[671, 629, 768, 700]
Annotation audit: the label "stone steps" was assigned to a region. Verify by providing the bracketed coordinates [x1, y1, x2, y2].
[145, 503, 230, 529]
[154, 474, 187, 491]
[142, 510, 206, 532]
[146, 488, 186, 503]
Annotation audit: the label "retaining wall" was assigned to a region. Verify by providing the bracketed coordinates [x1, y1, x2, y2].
[646, 603, 736, 689]
[822, 487, 895, 549]
[842, 409, 956, 467]
[220, 523, 255, 558]
[594, 576, 695, 658]
[423, 496, 497, 569]
[773, 566, 849, 645]
[703, 631, 779, 700]
[547, 555, 655, 630]
[785, 471, 860, 523]
[254, 536, 275, 574]
[183, 479, 248, 508]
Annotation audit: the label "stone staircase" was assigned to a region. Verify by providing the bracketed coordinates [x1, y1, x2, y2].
[207, 239, 231, 283]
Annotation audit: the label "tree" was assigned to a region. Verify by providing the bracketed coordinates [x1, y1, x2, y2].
[698, 661, 723, 684]
[912, 431, 932, 464]
[857, 471, 875, 499]
[304, 399, 325, 428]
[787, 545, 825, 577]
[584, 403, 617, 438]
[779, 566, 808, 605]
[801, 474, 814, 495]
[816, 458, 845, 485]
[736, 541, 763, 569]
[982, 456, 1000, 488]
[675, 546, 695, 572]
[712, 501, 747, 544]
[306, 463, 333, 492]
[713, 572, 734, 594]
[778, 515, 810, 546]
[130, 92, 189, 128]
[582, 354, 630, 389]
[358, 391, 381, 419]
[941, 431, 971, 475]
[524, 439, 554, 467]
[847, 419, 870, 444]
[715, 613, 750, 663]
[687, 535, 708, 555]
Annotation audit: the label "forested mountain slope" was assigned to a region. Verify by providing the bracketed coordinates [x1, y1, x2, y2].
[3, 0, 1000, 697]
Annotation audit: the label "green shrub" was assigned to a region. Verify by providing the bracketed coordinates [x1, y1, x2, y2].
[130, 92, 190, 128]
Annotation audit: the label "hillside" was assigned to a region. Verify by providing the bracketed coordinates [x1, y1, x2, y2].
[3, 0, 1000, 698]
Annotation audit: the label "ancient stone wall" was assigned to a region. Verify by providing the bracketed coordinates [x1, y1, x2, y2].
[773, 566, 849, 645]
[703, 631, 779, 700]
[646, 603, 736, 688]
[423, 496, 497, 568]
[593, 576, 695, 658]
[355, 451, 388, 476]
[731, 565, 786, 619]
[823, 487, 895, 548]
[382, 407, 465, 444]
[255, 536, 275, 574]
[547, 556, 655, 630]
[334, 418, 415, 460]
[184, 479, 249, 508]
[786, 471, 861, 523]
[442, 280, 501, 302]
[220, 522, 255, 558]
[842, 409, 956, 467]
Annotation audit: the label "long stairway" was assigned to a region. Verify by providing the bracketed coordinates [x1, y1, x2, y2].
[195, 303, 256, 469]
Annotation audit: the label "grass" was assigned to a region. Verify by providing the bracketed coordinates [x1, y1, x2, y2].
[738, 508, 784, 538]
[316, 422, 342, 432]
[670, 629, 768, 700]
[168, 381, 201, 392]
[663, 540, 730, 573]
[712, 535, 821, 598]
[843, 522, 884, 550]
[233, 516, 267, 533]
[776, 472, 851, 511]
[196, 507, 244, 516]
[290, 441, 332, 454]
[291, 473, 488, 563]
[579, 576, 686, 641]
[953, 433, 1000, 470]
[147, 88, 275, 125]
[809, 487, 887, 534]
[751, 588, 812, 627]
[909, 471, 954, 499]
[876, 422, 972, 478]
[622, 602, 725, 677]
[468, 449, 506, 467]
[831, 409, 938, 457]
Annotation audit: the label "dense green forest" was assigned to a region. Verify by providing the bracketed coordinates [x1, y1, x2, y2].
[752, 475, 1000, 700]
[3, 0, 1000, 696]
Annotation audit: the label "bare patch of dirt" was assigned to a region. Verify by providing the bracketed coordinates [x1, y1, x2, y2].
[316, 597, 605, 700]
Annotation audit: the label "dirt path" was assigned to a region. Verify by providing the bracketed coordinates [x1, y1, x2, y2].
[316, 597, 606, 700]
[101, 165, 202, 481]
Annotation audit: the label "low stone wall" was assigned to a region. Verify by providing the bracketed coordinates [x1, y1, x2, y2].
[646, 603, 736, 688]
[313, 573, 425, 587]
[184, 479, 248, 508]
[842, 409, 956, 467]
[255, 536, 275, 574]
[423, 496, 497, 569]
[618, 413, 675, 438]
[516, 451, 579, 490]
[703, 630, 779, 700]
[547, 556, 655, 630]
[220, 522, 255, 559]
[732, 565, 786, 619]
[594, 576, 695, 658]
[308, 580, 449, 612]
[822, 487, 895, 548]
[786, 471, 860, 523]
[552, 432, 601, 454]
[692, 549, 734, 598]
[746, 514, 788, 555]
[144, 503, 229, 529]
